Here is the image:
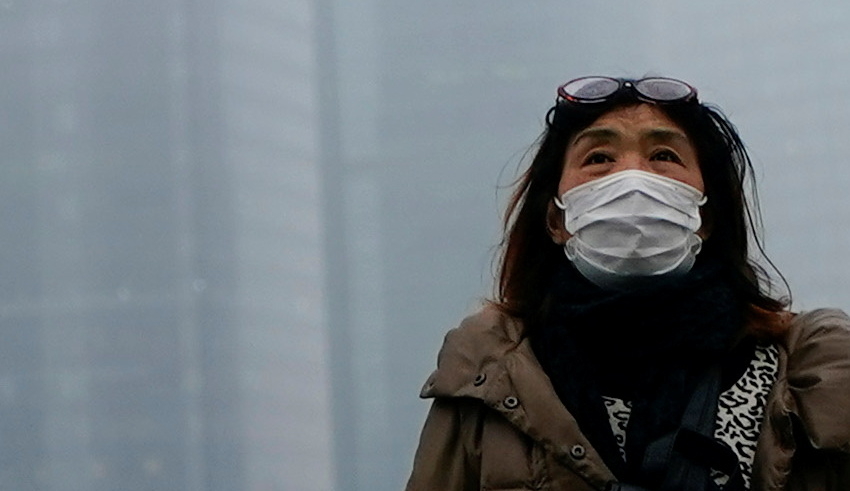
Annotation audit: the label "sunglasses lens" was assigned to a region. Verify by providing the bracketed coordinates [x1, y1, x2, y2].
[559, 77, 620, 102]
[634, 78, 695, 102]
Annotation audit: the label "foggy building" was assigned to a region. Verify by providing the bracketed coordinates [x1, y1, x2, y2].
[1, 1, 332, 490]
[319, 2, 572, 490]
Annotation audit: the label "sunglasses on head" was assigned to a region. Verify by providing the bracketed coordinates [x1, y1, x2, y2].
[557, 76, 698, 105]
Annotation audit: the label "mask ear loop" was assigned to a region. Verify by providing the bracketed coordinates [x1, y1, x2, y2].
[553, 196, 570, 233]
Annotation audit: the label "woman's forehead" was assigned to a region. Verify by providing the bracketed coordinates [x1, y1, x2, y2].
[570, 104, 690, 146]
[587, 104, 683, 130]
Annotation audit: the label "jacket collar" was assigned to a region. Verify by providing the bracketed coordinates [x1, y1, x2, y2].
[421, 306, 617, 487]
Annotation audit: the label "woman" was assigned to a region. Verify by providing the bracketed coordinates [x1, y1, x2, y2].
[405, 77, 850, 491]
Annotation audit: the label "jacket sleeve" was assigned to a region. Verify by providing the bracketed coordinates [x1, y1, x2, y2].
[405, 397, 482, 491]
[785, 308, 850, 452]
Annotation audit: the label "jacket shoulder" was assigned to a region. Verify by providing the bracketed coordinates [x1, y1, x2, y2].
[785, 308, 850, 351]
[420, 305, 524, 399]
[783, 308, 850, 451]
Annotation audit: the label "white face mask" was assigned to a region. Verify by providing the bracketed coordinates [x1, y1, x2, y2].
[554, 170, 708, 290]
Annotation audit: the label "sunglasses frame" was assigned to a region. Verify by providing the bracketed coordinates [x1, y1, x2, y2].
[557, 76, 698, 105]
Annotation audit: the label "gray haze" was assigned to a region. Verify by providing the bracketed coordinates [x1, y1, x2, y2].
[2, 1, 850, 490]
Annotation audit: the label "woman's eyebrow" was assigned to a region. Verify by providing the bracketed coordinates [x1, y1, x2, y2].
[642, 127, 690, 144]
[571, 127, 620, 146]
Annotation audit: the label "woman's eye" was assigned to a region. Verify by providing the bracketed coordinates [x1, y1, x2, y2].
[652, 150, 682, 163]
[585, 153, 613, 165]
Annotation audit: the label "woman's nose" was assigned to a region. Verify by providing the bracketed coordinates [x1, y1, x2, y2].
[618, 154, 652, 172]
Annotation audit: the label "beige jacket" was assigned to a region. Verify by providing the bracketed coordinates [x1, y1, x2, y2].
[405, 307, 850, 491]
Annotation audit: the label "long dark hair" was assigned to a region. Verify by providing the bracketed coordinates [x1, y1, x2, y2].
[495, 87, 789, 337]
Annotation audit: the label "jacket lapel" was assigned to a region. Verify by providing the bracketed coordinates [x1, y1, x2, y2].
[422, 309, 617, 487]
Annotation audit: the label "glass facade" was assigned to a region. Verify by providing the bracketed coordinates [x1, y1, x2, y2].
[1, 0, 331, 490]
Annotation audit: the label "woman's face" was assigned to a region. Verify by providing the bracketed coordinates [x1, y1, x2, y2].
[559, 104, 703, 193]
[547, 103, 705, 243]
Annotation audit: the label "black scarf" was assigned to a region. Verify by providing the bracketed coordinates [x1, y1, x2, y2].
[530, 254, 748, 487]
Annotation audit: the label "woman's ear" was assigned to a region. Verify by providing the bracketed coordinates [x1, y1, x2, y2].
[546, 199, 570, 245]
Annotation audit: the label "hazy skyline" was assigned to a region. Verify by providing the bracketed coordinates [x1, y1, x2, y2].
[3, 1, 850, 490]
